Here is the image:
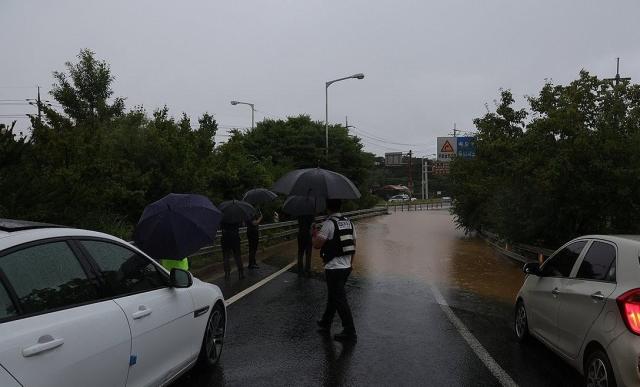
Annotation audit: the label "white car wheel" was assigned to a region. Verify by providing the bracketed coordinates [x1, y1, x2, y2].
[198, 302, 225, 368]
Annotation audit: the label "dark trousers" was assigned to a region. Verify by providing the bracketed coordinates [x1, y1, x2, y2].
[222, 239, 243, 275]
[297, 236, 312, 274]
[321, 268, 355, 333]
[248, 231, 259, 266]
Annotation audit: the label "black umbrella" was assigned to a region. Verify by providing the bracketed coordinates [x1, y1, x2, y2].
[219, 200, 256, 224]
[242, 188, 277, 206]
[133, 193, 222, 260]
[282, 195, 326, 216]
[272, 168, 361, 199]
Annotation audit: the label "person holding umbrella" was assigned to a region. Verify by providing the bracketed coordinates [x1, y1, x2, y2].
[133, 193, 222, 272]
[312, 198, 357, 342]
[282, 195, 326, 276]
[221, 221, 243, 280]
[272, 168, 360, 342]
[219, 200, 256, 280]
[246, 209, 262, 269]
[242, 188, 276, 269]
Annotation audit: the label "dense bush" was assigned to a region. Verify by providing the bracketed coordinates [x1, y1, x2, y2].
[450, 71, 640, 246]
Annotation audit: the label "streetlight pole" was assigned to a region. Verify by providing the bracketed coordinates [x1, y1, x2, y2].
[230, 100, 255, 129]
[421, 154, 436, 200]
[325, 73, 364, 158]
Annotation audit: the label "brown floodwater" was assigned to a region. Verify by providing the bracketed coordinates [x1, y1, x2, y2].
[301, 211, 526, 304]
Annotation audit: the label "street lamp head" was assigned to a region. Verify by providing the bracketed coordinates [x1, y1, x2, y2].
[353, 73, 365, 80]
[230, 101, 239, 105]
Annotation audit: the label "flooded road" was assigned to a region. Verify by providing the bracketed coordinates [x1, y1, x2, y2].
[175, 210, 581, 387]
[350, 211, 525, 303]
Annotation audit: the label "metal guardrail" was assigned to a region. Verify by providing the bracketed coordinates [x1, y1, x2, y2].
[386, 202, 450, 211]
[481, 231, 556, 264]
[188, 206, 389, 258]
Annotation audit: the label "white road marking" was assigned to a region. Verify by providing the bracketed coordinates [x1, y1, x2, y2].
[225, 261, 297, 306]
[430, 284, 519, 387]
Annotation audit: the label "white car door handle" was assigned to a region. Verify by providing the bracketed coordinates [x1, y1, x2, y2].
[132, 306, 152, 320]
[590, 292, 605, 301]
[551, 288, 560, 296]
[22, 335, 64, 357]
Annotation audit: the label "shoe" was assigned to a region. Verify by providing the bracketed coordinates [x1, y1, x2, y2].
[248, 264, 259, 269]
[316, 320, 331, 333]
[334, 331, 357, 342]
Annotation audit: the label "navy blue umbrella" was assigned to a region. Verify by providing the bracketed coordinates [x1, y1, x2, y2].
[272, 168, 361, 199]
[219, 200, 256, 224]
[242, 188, 277, 206]
[133, 193, 222, 260]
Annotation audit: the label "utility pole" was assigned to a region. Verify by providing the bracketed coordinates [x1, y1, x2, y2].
[605, 58, 631, 86]
[407, 150, 413, 196]
[425, 158, 428, 200]
[421, 157, 426, 200]
[451, 122, 458, 137]
[36, 86, 42, 124]
[345, 116, 355, 132]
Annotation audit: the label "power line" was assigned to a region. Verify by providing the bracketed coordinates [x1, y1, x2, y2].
[352, 126, 431, 147]
[351, 128, 421, 150]
[254, 109, 285, 120]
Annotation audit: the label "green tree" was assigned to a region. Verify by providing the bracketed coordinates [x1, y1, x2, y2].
[451, 72, 640, 246]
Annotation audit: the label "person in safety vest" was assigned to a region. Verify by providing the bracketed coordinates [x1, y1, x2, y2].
[312, 198, 357, 342]
[160, 257, 189, 272]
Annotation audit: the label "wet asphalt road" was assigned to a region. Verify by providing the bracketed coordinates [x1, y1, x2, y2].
[173, 211, 583, 386]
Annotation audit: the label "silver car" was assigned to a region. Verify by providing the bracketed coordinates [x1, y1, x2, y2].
[515, 235, 640, 387]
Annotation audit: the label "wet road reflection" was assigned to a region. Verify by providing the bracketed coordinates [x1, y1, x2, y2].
[175, 211, 580, 386]
[348, 211, 524, 303]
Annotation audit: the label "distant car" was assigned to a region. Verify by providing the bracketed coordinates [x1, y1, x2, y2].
[388, 194, 411, 202]
[515, 235, 640, 387]
[0, 219, 226, 387]
[441, 196, 452, 202]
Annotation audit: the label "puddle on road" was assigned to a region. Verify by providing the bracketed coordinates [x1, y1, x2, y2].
[259, 211, 525, 304]
[351, 211, 525, 304]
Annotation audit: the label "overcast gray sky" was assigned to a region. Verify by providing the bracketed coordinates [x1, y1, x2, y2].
[2, 0, 639, 156]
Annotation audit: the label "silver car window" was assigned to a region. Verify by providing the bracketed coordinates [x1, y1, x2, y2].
[541, 241, 587, 278]
[576, 241, 616, 282]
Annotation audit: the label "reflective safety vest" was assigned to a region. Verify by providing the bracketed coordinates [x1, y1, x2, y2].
[320, 215, 355, 263]
[160, 257, 189, 271]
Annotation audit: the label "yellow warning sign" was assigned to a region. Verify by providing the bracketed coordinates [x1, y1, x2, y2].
[440, 140, 454, 153]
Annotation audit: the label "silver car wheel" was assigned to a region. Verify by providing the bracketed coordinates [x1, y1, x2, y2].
[586, 357, 608, 387]
[515, 303, 527, 338]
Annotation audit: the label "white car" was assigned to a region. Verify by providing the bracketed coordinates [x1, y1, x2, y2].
[515, 235, 640, 387]
[0, 219, 226, 387]
[388, 194, 416, 202]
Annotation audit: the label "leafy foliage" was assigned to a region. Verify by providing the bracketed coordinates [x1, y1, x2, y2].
[0, 50, 376, 237]
[450, 72, 640, 246]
